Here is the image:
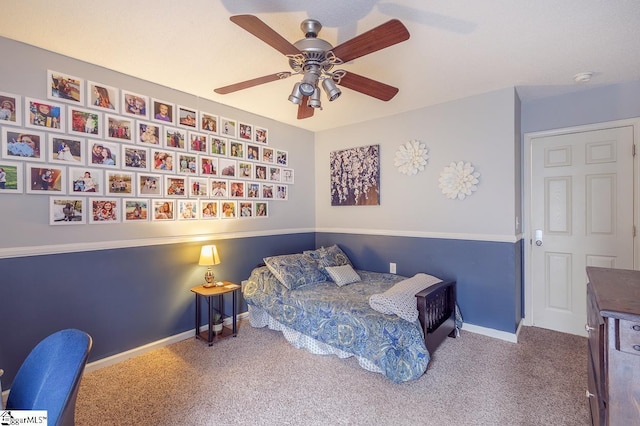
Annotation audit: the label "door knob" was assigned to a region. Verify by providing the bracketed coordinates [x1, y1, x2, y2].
[535, 229, 543, 246]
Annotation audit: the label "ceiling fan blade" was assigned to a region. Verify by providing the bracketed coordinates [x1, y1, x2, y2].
[332, 19, 410, 63]
[297, 98, 315, 119]
[214, 72, 292, 94]
[337, 72, 399, 101]
[230, 15, 301, 56]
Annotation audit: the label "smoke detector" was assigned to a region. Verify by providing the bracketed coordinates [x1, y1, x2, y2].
[573, 72, 593, 83]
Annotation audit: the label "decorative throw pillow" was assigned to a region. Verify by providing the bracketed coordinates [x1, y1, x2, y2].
[263, 253, 327, 290]
[369, 273, 442, 322]
[304, 244, 353, 277]
[324, 264, 361, 287]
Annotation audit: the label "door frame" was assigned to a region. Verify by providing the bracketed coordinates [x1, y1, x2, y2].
[522, 117, 640, 328]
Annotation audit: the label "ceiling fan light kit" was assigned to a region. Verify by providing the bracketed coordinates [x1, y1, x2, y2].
[214, 15, 410, 119]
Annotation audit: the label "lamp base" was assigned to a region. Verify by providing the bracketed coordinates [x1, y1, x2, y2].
[202, 281, 215, 288]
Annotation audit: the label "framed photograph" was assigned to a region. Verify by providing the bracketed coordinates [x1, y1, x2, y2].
[276, 149, 288, 166]
[89, 197, 120, 224]
[200, 112, 218, 134]
[282, 168, 295, 184]
[188, 176, 209, 197]
[255, 201, 268, 218]
[88, 140, 119, 168]
[151, 98, 174, 124]
[0, 160, 23, 193]
[0, 91, 22, 126]
[246, 182, 260, 198]
[254, 164, 267, 180]
[136, 121, 161, 146]
[199, 155, 218, 176]
[177, 199, 198, 220]
[87, 81, 119, 112]
[238, 122, 253, 141]
[238, 161, 253, 179]
[25, 97, 64, 132]
[48, 135, 84, 165]
[137, 172, 163, 196]
[254, 126, 268, 144]
[177, 153, 198, 175]
[229, 140, 245, 159]
[152, 199, 174, 221]
[106, 170, 134, 196]
[49, 197, 86, 225]
[219, 158, 236, 177]
[188, 131, 207, 153]
[246, 144, 260, 161]
[229, 180, 245, 198]
[261, 146, 274, 163]
[122, 145, 149, 171]
[177, 105, 198, 129]
[262, 183, 274, 199]
[210, 136, 227, 156]
[1, 128, 45, 162]
[68, 167, 103, 195]
[165, 175, 186, 197]
[121, 90, 149, 119]
[275, 184, 288, 200]
[164, 127, 186, 150]
[210, 179, 228, 198]
[239, 201, 253, 218]
[47, 70, 84, 104]
[26, 164, 65, 194]
[221, 200, 237, 219]
[151, 149, 175, 173]
[68, 107, 101, 137]
[269, 166, 281, 182]
[200, 200, 219, 219]
[105, 114, 133, 142]
[220, 117, 237, 138]
[123, 198, 150, 222]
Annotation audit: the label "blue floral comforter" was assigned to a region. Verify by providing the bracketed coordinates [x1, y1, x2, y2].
[243, 266, 430, 383]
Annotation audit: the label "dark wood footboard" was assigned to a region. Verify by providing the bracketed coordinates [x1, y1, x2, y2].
[415, 280, 457, 354]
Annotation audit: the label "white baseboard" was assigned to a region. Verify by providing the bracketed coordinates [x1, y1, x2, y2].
[462, 319, 522, 343]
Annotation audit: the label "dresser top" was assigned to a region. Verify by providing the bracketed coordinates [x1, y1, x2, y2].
[587, 267, 640, 320]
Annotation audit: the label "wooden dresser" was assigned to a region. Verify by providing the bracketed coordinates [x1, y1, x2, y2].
[586, 267, 640, 425]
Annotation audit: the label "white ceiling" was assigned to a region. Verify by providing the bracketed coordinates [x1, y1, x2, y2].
[1, 1, 639, 132]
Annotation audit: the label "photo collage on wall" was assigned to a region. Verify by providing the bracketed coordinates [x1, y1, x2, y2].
[0, 70, 295, 225]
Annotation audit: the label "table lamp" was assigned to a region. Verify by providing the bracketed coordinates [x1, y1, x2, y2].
[199, 245, 221, 287]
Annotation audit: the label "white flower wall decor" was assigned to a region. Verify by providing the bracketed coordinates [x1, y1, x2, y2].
[438, 161, 480, 200]
[330, 144, 380, 206]
[394, 139, 429, 175]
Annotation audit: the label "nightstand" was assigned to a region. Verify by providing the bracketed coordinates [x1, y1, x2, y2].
[191, 282, 240, 346]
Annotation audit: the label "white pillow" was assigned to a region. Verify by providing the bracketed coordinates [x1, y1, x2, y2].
[369, 273, 442, 322]
[324, 264, 361, 286]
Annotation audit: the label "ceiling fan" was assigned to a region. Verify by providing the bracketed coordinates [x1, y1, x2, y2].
[214, 15, 410, 119]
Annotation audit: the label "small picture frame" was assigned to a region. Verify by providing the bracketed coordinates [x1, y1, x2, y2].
[219, 158, 236, 177]
[121, 90, 149, 119]
[246, 182, 260, 198]
[200, 200, 219, 219]
[282, 168, 295, 184]
[136, 121, 161, 146]
[276, 149, 288, 166]
[269, 166, 281, 182]
[200, 112, 218, 134]
[177, 105, 198, 129]
[68, 167, 103, 195]
[239, 201, 253, 218]
[254, 126, 268, 144]
[188, 131, 208, 153]
[123, 198, 150, 222]
[122, 145, 149, 171]
[68, 107, 101, 137]
[87, 81, 119, 112]
[229, 180, 245, 198]
[210, 136, 227, 156]
[199, 155, 218, 176]
[164, 127, 186, 150]
[165, 175, 186, 197]
[105, 170, 135, 196]
[188, 176, 209, 197]
[238, 122, 253, 141]
[25, 97, 64, 133]
[229, 140, 245, 159]
[89, 197, 120, 224]
[221, 200, 237, 219]
[1, 128, 45, 162]
[220, 117, 237, 138]
[105, 114, 133, 143]
[137, 173, 163, 197]
[261, 146, 274, 163]
[177, 199, 198, 220]
[246, 144, 260, 161]
[254, 164, 267, 180]
[210, 179, 228, 198]
[0, 91, 22, 126]
[177, 153, 198, 175]
[255, 201, 268, 218]
[88, 140, 119, 168]
[48, 70, 84, 105]
[152, 199, 174, 221]
[0, 160, 23, 193]
[26, 164, 65, 194]
[238, 161, 253, 179]
[151, 149, 176, 173]
[50, 196, 86, 225]
[275, 184, 288, 200]
[48, 135, 85, 165]
[262, 183, 274, 199]
[151, 98, 174, 124]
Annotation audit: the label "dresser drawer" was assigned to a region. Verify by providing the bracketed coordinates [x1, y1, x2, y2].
[618, 319, 640, 356]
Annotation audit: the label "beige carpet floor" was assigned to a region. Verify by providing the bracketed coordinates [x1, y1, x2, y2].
[76, 323, 590, 425]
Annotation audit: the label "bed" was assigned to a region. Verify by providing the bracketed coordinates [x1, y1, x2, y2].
[242, 246, 460, 383]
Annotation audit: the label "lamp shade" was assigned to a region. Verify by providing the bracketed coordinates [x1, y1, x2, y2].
[198, 245, 221, 266]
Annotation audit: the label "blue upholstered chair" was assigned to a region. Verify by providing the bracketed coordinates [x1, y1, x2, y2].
[3, 329, 93, 426]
